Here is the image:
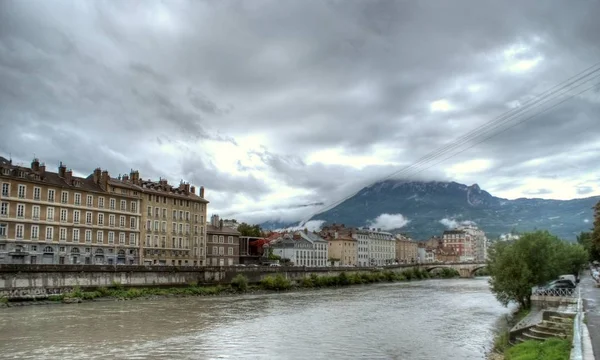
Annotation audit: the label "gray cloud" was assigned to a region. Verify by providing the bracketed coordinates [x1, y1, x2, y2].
[523, 188, 553, 196]
[577, 186, 594, 195]
[1, 0, 600, 224]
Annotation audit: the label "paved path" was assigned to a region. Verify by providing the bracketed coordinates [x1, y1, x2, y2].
[580, 272, 600, 359]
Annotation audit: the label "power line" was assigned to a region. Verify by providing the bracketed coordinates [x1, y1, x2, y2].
[300, 62, 600, 225]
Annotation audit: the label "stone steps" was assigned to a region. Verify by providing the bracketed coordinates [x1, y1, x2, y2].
[513, 314, 573, 344]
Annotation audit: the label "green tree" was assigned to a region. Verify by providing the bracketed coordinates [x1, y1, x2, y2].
[591, 201, 600, 260]
[488, 230, 588, 309]
[237, 222, 261, 237]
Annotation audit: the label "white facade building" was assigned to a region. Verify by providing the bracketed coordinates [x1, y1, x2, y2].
[366, 228, 396, 266]
[457, 224, 487, 262]
[270, 231, 328, 267]
[353, 229, 370, 267]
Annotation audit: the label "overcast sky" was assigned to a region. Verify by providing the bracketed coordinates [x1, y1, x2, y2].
[1, 0, 600, 226]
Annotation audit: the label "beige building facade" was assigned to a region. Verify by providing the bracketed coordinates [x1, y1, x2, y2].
[325, 234, 357, 266]
[0, 156, 209, 266]
[135, 174, 208, 267]
[0, 158, 142, 265]
[395, 234, 418, 263]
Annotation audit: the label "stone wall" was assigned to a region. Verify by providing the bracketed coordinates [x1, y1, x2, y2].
[0, 264, 420, 300]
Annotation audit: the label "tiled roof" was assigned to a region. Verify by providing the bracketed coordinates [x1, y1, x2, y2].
[0, 157, 107, 194]
[297, 231, 327, 243]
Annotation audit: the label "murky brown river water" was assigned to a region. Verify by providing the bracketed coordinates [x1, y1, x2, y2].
[0, 278, 513, 360]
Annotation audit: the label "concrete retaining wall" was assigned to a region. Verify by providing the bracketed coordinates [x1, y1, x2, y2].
[0, 264, 423, 300]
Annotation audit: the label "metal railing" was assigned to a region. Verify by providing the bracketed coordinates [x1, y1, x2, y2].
[532, 288, 577, 297]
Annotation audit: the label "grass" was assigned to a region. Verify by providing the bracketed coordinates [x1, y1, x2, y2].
[505, 338, 571, 360]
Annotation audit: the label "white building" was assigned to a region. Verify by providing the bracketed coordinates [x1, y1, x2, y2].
[353, 229, 370, 267]
[457, 224, 487, 262]
[270, 230, 328, 267]
[366, 228, 396, 266]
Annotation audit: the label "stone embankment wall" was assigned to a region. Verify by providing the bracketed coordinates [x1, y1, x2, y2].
[0, 264, 421, 300]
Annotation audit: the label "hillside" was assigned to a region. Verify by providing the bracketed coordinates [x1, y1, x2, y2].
[294, 180, 599, 240]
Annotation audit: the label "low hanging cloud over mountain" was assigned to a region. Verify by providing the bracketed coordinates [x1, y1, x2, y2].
[1, 1, 600, 225]
[439, 218, 477, 229]
[367, 214, 410, 231]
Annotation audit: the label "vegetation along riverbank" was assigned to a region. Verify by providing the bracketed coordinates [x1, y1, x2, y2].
[1, 267, 460, 308]
[487, 230, 586, 359]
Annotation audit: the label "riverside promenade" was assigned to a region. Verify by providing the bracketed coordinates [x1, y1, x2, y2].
[578, 272, 599, 359]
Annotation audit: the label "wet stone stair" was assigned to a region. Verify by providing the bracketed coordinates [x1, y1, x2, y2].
[515, 315, 574, 344]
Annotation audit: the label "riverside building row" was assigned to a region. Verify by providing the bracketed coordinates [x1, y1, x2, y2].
[0, 156, 210, 266]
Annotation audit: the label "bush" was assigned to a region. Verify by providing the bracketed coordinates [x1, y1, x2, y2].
[111, 281, 124, 290]
[260, 274, 291, 291]
[231, 274, 249, 292]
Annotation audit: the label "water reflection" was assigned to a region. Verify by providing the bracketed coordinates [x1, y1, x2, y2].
[0, 278, 511, 360]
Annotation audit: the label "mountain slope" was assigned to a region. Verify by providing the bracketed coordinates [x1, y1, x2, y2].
[307, 180, 598, 240]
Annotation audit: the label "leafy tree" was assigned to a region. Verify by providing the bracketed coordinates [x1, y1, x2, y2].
[488, 230, 588, 309]
[592, 201, 600, 260]
[237, 222, 261, 237]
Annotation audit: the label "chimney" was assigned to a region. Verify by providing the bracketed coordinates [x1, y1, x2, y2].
[334, 231, 338, 239]
[304, 228, 308, 234]
[219, 219, 223, 230]
[190, 185, 196, 195]
[39, 163, 46, 177]
[65, 169, 73, 185]
[122, 174, 129, 182]
[31, 158, 40, 171]
[101, 170, 109, 190]
[58, 162, 66, 178]
[199, 186, 205, 198]
[93, 168, 101, 184]
[341, 224, 345, 228]
[130, 170, 139, 185]
[184, 183, 190, 194]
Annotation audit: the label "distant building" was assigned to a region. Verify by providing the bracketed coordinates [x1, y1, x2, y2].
[456, 224, 487, 262]
[269, 230, 328, 267]
[442, 229, 473, 261]
[206, 215, 240, 266]
[367, 228, 396, 266]
[323, 232, 357, 266]
[354, 228, 370, 267]
[395, 234, 418, 263]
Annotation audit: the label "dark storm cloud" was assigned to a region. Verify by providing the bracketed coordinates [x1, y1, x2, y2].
[1, 0, 600, 223]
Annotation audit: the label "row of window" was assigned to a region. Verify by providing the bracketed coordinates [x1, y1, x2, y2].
[0, 223, 137, 245]
[145, 220, 202, 235]
[146, 206, 202, 222]
[211, 246, 235, 255]
[1, 183, 138, 212]
[147, 193, 205, 211]
[1, 202, 138, 228]
[144, 234, 200, 249]
[209, 235, 235, 244]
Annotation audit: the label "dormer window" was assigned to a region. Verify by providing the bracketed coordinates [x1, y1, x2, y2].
[2, 168, 9, 175]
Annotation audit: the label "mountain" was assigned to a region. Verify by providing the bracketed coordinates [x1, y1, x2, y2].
[304, 180, 599, 240]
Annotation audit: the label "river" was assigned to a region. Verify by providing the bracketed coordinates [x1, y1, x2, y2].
[0, 277, 513, 360]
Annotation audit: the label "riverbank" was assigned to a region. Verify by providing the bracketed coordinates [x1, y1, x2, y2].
[1, 267, 459, 308]
[488, 307, 573, 360]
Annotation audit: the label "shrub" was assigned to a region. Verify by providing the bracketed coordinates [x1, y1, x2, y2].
[260, 274, 292, 291]
[231, 274, 249, 292]
[111, 281, 124, 290]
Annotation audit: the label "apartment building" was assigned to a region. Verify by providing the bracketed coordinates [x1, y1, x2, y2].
[442, 229, 474, 261]
[206, 215, 240, 266]
[367, 228, 396, 266]
[457, 224, 488, 262]
[136, 174, 209, 266]
[353, 228, 370, 267]
[269, 230, 328, 267]
[395, 234, 418, 263]
[0, 157, 142, 265]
